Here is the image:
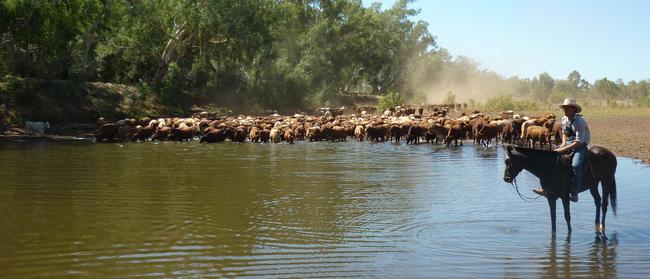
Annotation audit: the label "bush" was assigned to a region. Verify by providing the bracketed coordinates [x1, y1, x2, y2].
[547, 90, 567, 104]
[378, 91, 404, 111]
[484, 95, 538, 112]
[157, 63, 187, 112]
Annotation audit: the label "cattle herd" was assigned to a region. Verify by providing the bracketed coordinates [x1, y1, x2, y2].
[94, 106, 561, 149]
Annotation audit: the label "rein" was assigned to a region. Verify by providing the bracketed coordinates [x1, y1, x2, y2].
[510, 178, 541, 202]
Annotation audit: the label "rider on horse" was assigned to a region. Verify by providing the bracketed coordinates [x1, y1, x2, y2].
[533, 98, 591, 202]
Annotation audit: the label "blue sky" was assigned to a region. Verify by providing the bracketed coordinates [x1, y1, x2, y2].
[362, 0, 650, 82]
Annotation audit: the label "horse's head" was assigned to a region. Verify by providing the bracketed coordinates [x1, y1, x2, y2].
[503, 145, 524, 183]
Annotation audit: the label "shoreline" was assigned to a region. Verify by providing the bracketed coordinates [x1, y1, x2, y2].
[2, 116, 648, 165]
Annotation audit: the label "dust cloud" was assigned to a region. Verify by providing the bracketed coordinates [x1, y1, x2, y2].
[405, 55, 520, 104]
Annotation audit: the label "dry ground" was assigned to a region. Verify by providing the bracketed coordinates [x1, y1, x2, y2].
[588, 114, 650, 165]
[492, 106, 650, 164]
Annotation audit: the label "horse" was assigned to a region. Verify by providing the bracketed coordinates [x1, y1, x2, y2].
[503, 145, 617, 236]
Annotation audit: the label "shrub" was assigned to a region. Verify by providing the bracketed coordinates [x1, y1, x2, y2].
[378, 91, 404, 111]
[157, 63, 186, 112]
[484, 95, 538, 112]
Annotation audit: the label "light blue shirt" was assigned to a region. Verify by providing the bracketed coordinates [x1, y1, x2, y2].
[561, 114, 590, 145]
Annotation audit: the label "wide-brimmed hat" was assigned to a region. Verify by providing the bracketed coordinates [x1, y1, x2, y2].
[558, 98, 582, 113]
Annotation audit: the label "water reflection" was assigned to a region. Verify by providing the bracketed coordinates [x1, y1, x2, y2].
[539, 233, 618, 278]
[588, 232, 618, 278]
[541, 235, 573, 278]
[0, 141, 648, 277]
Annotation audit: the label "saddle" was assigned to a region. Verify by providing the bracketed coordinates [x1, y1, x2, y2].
[558, 148, 594, 187]
[558, 149, 591, 170]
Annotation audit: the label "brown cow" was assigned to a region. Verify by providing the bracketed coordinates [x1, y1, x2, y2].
[354, 125, 365, 141]
[270, 128, 282, 143]
[389, 125, 402, 143]
[550, 121, 562, 146]
[445, 124, 464, 146]
[260, 129, 271, 143]
[131, 125, 155, 141]
[524, 125, 551, 150]
[330, 126, 347, 142]
[169, 127, 194, 141]
[500, 122, 514, 144]
[151, 126, 171, 141]
[470, 118, 487, 144]
[428, 124, 449, 144]
[96, 123, 119, 142]
[200, 129, 226, 143]
[307, 126, 322, 142]
[406, 125, 423, 144]
[249, 127, 260, 143]
[231, 126, 247, 143]
[284, 129, 295, 144]
[365, 125, 387, 142]
[477, 122, 499, 147]
[116, 123, 137, 141]
[294, 125, 305, 141]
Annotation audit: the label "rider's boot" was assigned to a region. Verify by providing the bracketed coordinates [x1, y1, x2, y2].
[532, 188, 545, 196]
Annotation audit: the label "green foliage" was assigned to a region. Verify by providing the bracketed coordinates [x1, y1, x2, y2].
[530, 72, 555, 102]
[593, 78, 621, 99]
[1, 0, 650, 114]
[484, 96, 514, 111]
[484, 95, 537, 112]
[547, 89, 568, 104]
[157, 63, 186, 112]
[378, 91, 404, 111]
[137, 81, 153, 98]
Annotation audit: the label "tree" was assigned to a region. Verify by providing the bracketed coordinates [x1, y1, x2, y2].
[530, 72, 555, 102]
[593, 78, 621, 99]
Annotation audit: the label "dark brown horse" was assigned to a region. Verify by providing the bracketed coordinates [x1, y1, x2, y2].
[503, 145, 617, 236]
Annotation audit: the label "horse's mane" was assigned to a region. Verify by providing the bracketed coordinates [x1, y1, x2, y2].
[511, 146, 557, 155]
[507, 145, 561, 162]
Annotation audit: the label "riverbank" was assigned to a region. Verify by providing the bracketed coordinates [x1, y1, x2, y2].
[2, 111, 649, 165]
[0, 77, 159, 125]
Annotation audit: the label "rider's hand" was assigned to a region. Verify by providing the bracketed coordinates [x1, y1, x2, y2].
[554, 146, 568, 153]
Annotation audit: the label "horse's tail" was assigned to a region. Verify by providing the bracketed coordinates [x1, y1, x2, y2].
[609, 175, 617, 216]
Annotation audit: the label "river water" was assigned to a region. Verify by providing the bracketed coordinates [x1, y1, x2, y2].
[1, 140, 649, 278]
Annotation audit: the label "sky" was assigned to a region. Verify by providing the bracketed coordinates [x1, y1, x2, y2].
[362, 0, 650, 82]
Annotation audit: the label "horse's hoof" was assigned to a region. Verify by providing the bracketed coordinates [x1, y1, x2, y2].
[594, 232, 608, 242]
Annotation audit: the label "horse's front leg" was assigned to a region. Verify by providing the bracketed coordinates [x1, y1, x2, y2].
[547, 197, 557, 233]
[561, 196, 572, 233]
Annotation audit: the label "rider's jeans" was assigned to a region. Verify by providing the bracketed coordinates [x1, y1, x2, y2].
[572, 144, 588, 193]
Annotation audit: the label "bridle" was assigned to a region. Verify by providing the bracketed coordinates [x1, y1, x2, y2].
[505, 156, 540, 202]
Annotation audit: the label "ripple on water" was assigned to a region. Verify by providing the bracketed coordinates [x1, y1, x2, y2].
[0, 141, 650, 277]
